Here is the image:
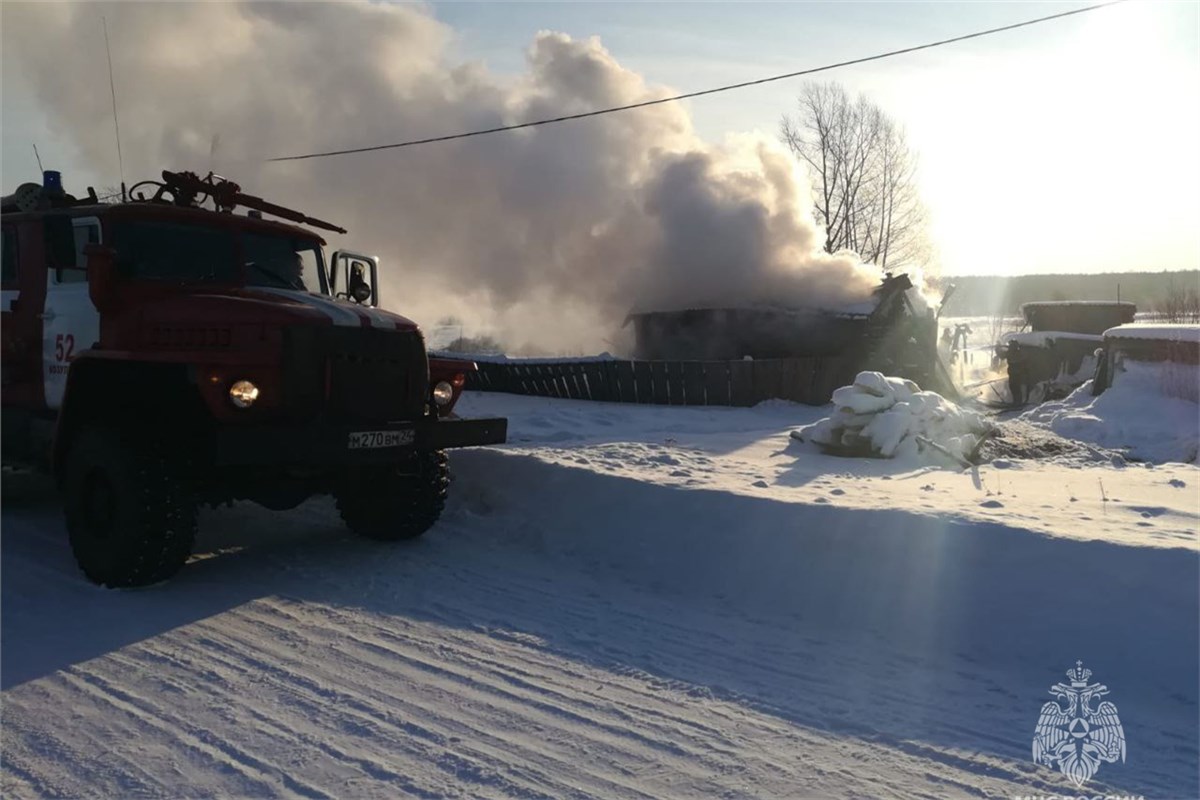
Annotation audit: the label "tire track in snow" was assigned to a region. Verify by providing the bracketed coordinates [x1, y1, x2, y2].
[247, 600, 728, 763]
[0, 758, 44, 800]
[185, 612, 669, 800]
[114, 637, 513, 799]
[250, 554, 1045, 797]
[261, 598, 751, 757]
[130, 617, 628, 800]
[401, 561, 1035, 764]
[1, 679, 175, 799]
[276, 565, 1069, 795]
[227, 595, 1037, 798]
[277, 604, 823, 791]
[99, 648, 467, 800]
[59, 668, 333, 799]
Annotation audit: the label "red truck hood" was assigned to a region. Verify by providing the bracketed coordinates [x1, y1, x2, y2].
[238, 288, 421, 331]
[137, 286, 422, 332]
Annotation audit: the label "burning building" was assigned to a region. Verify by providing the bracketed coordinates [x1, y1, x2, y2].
[626, 273, 955, 396]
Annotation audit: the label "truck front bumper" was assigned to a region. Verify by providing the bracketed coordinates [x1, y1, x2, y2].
[214, 416, 507, 467]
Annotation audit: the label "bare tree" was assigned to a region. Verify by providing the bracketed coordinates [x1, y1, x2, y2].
[780, 82, 930, 271]
[1155, 281, 1200, 323]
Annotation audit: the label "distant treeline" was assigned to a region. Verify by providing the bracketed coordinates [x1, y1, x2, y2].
[935, 270, 1200, 317]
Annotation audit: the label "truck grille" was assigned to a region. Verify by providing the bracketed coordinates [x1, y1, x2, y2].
[282, 325, 428, 423]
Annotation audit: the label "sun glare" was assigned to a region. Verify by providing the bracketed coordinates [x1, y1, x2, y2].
[917, 2, 1199, 277]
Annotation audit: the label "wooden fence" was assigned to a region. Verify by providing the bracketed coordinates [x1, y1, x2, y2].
[463, 356, 860, 407]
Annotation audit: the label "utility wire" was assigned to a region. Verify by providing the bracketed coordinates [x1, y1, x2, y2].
[267, 0, 1126, 163]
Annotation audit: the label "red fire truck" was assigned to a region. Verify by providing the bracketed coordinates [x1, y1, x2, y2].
[1, 170, 506, 587]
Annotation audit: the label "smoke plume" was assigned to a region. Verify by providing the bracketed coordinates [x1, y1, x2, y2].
[2, 1, 884, 353]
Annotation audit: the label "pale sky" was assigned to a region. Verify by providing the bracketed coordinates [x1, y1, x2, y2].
[3, 1, 1198, 277]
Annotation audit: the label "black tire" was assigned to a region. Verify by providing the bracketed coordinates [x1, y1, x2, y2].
[335, 450, 449, 541]
[63, 428, 197, 587]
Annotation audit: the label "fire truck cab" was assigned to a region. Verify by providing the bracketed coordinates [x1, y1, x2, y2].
[1, 170, 506, 587]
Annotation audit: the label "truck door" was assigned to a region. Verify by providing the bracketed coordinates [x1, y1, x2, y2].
[2, 221, 41, 407]
[42, 215, 102, 409]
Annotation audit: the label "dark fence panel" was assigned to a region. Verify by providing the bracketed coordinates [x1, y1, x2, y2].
[589, 363, 613, 401]
[650, 361, 670, 405]
[682, 361, 706, 405]
[752, 360, 783, 403]
[565, 363, 586, 400]
[614, 361, 637, 403]
[728, 360, 755, 406]
[632, 361, 654, 404]
[782, 359, 801, 402]
[703, 361, 731, 406]
[460, 356, 866, 407]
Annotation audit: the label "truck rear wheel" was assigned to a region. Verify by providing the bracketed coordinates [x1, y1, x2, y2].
[335, 450, 449, 541]
[63, 429, 197, 588]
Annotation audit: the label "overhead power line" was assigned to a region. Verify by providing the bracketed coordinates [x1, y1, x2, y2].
[266, 0, 1126, 163]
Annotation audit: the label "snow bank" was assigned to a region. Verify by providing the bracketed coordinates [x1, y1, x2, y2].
[792, 371, 991, 463]
[1022, 360, 1200, 464]
[1103, 323, 1200, 343]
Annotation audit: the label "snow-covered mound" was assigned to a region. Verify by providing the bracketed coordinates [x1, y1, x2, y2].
[793, 371, 991, 463]
[1022, 360, 1200, 464]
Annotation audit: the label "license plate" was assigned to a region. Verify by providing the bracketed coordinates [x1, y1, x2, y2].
[348, 429, 414, 449]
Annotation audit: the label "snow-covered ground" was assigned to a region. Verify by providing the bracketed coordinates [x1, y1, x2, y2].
[3, 393, 1198, 799]
[1023, 361, 1200, 464]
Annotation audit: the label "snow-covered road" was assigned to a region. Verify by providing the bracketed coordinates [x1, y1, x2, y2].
[3, 394, 1197, 799]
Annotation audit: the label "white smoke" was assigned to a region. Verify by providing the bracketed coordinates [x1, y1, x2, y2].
[1, 1, 883, 353]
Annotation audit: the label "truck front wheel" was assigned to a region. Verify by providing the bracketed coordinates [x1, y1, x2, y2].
[63, 429, 197, 587]
[335, 450, 449, 541]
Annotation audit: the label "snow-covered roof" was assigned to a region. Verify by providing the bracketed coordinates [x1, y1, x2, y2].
[1103, 324, 1200, 343]
[627, 301, 877, 320]
[1020, 301, 1137, 310]
[1001, 331, 1103, 347]
[429, 350, 617, 364]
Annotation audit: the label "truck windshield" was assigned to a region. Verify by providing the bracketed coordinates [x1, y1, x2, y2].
[241, 232, 324, 292]
[110, 220, 325, 292]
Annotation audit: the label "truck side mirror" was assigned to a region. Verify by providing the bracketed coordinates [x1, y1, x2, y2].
[349, 260, 373, 305]
[84, 243, 118, 312]
[329, 251, 380, 307]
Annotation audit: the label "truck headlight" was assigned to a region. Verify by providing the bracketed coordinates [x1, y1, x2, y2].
[229, 380, 260, 408]
[432, 381, 454, 407]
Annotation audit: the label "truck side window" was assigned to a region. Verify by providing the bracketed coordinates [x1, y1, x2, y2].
[1, 226, 16, 287]
[56, 222, 99, 284]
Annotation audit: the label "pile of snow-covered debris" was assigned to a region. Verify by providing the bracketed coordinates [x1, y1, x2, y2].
[792, 371, 992, 463]
[1023, 360, 1199, 464]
